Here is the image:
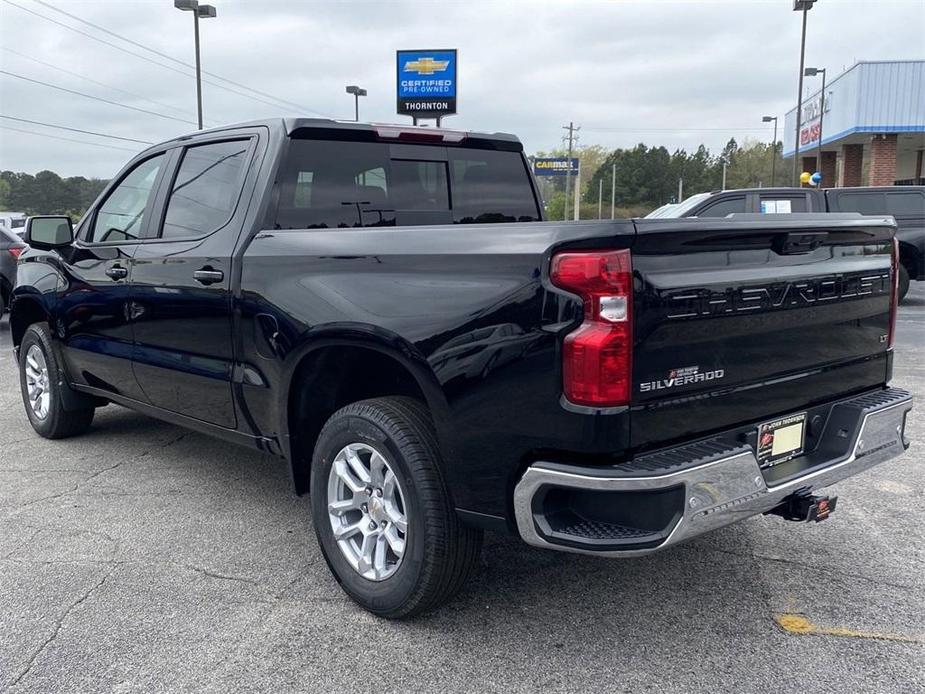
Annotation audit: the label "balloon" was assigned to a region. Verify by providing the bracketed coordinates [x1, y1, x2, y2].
[800, 171, 811, 184]
[811, 172, 823, 185]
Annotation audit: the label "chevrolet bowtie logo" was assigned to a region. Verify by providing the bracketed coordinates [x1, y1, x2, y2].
[404, 57, 450, 75]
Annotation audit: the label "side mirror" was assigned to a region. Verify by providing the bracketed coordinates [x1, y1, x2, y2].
[25, 215, 74, 250]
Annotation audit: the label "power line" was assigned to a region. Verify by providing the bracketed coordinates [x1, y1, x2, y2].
[0, 115, 154, 144]
[23, 0, 330, 117]
[582, 126, 770, 133]
[33, 0, 326, 115]
[2, 0, 202, 81]
[0, 124, 141, 152]
[0, 70, 198, 125]
[0, 46, 209, 124]
[1, 0, 314, 116]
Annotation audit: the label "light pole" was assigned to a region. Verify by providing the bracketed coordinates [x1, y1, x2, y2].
[792, 0, 817, 185]
[762, 115, 779, 186]
[345, 85, 367, 122]
[175, 0, 216, 130]
[804, 67, 827, 177]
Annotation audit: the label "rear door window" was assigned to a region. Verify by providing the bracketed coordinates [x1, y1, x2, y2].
[759, 195, 808, 213]
[160, 140, 250, 239]
[885, 191, 925, 215]
[697, 196, 747, 217]
[832, 192, 885, 214]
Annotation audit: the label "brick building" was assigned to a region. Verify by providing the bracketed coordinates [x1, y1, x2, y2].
[783, 60, 925, 188]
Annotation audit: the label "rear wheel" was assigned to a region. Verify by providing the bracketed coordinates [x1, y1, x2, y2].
[898, 264, 910, 304]
[310, 396, 482, 618]
[19, 324, 95, 439]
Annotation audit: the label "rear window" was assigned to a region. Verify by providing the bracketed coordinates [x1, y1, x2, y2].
[449, 150, 540, 224]
[11, 218, 25, 228]
[0, 228, 20, 245]
[274, 139, 539, 229]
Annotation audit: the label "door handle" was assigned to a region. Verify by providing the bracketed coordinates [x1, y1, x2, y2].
[193, 268, 224, 285]
[105, 265, 128, 280]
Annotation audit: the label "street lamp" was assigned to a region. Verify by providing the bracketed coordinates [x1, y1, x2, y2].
[175, 0, 217, 130]
[804, 67, 827, 179]
[762, 115, 779, 186]
[792, 0, 817, 185]
[345, 85, 367, 122]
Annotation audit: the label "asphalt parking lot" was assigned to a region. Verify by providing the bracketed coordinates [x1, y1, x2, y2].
[0, 287, 922, 694]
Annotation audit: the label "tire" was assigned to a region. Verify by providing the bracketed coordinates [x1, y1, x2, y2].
[897, 264, 910, 304]
[310, 396, 482, 618]
[19, 323, 95, 439]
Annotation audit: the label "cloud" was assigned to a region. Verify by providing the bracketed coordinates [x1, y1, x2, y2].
[0, 0, 922, 178]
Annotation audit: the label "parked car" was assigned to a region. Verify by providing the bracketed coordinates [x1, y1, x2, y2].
[11, 119, 913, 618]
[0, 227, 27, 314]
[647, 186, 925, 301]
[0, 212, 28, 239]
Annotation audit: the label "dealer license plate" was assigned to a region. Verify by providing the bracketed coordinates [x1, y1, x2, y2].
[756, 412, 807, 468]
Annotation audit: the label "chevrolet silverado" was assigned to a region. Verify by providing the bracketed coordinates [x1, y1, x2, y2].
[12, 119, 913, 617]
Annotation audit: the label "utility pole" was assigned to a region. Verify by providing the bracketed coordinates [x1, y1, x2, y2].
[562, 122, 579, 221]
[610, 161, 616, 219]
[598, 179, 603, 219]
[678, 177, 683, 203]
[762, 115, 778, 186]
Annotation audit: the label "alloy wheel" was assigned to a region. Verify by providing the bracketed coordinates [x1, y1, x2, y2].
[327, 442, 408, 581]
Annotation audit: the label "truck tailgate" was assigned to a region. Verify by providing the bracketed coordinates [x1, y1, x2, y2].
[630, 215, 896, 451]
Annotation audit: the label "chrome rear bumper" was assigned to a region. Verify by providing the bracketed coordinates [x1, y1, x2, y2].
[514, 387, 913, 557]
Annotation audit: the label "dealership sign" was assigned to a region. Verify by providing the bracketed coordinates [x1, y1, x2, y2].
[397, 49, 457, 118]
[532, 158, 580, 176]
[799, 92, 833, 145]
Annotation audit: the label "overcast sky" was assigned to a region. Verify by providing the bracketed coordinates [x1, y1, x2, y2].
[0, 0, 923, 178]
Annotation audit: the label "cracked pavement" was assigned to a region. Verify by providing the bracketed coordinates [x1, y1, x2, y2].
[0, 285, 923, 693]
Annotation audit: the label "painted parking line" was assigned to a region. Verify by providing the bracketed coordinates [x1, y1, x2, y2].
[774, 613, 924, 644]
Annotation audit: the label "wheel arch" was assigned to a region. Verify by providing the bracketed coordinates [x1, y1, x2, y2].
[9, 292, 52, 351]
[280, 325, 450, 495]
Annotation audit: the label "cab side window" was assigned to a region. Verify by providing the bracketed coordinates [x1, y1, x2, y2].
[697, 196, 747, 217]
[161, 140, 250, 239]
[90, 154, 165, 243]
[759, 195, 808, 213]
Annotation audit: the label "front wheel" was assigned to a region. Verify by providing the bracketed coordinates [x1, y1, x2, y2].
[19, 324, 95, 439]
[310, 396, 482, 618]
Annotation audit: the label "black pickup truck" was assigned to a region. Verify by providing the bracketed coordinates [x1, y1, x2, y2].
[648, 185, 925, 301]
[12, 120, 914, 618]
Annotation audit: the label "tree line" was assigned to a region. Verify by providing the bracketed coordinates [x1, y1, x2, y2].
[0, 170, 108, 217]
[533, 138, 785, 218]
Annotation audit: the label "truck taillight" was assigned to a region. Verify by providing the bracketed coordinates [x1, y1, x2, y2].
[889, 237, 899, 349]
[550, 249, 633, 407]
[8, 247, 23, 259]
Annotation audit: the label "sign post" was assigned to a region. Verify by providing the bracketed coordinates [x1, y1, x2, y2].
[396, 49, 458, 125]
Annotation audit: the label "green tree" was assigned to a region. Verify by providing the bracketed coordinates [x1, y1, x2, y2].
[0, 170, 108, 216]
[724, 139, 786, 189]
